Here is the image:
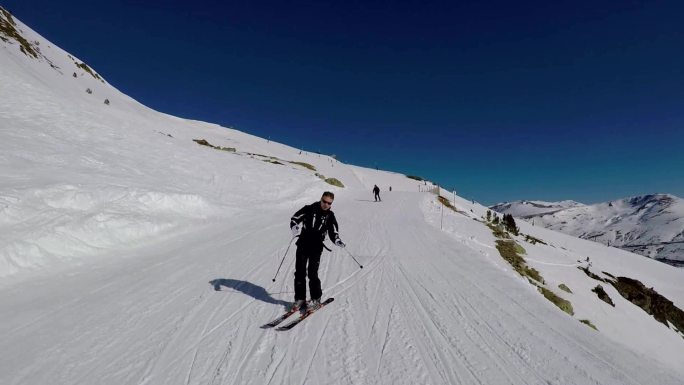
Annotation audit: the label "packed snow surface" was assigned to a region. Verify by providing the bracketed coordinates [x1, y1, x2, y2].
[2, 8, 684, 385]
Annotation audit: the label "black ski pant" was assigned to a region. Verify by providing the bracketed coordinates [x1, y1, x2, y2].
[374, 193, 381, 201]
[294, 241, 323, 301]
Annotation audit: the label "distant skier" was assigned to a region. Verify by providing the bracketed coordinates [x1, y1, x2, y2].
[289, 192, 345, 311]
[389, 186, 392, 192]
[373, 185, 381, 202]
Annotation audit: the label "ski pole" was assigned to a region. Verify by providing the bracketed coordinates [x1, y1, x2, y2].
[344, 248, 363, 269]
[272, 235, 298, 282]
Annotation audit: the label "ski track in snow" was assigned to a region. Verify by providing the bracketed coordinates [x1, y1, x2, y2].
[1, 193, 684, 385]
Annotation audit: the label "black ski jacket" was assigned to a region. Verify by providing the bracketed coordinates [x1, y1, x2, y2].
[290, 202, 340, 245]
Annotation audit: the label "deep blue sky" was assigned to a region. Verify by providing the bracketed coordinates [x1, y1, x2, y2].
[5, 0, 683, 204]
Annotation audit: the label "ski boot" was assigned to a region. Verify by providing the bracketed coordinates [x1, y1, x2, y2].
[310, 298, 322, 311]
[289, 299, 306, 312]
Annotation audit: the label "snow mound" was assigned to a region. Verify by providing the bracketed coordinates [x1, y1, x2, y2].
[0, 184, 222, 276]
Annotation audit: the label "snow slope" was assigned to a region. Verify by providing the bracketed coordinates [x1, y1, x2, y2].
[0, 7, 429, 278]
[2, 8, 684, 385]
[491, 195, 684, 265]
[3, 192, 684, 385]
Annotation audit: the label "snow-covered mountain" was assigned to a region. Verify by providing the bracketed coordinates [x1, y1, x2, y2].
[490, 199, 585, 218]
[3, 8, 684, 385]
[491, 194, 684, 266]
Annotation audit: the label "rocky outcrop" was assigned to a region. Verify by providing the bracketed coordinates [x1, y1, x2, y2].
[612, 277, 684, 332]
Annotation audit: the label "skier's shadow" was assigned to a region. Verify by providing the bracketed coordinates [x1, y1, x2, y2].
[355, 199, 379, 203]
[209, 279, 290, 308]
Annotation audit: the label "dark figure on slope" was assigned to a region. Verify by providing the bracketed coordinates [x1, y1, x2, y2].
[289, 192, 345, 311]
[373, 185, 381, 202]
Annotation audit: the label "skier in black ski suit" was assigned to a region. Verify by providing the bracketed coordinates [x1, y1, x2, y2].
[289, 191, 345, 311]
[373, 185, 381, 202]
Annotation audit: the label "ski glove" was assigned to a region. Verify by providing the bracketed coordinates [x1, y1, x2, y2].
[291, 225, 301, 237]
[334, 239, 346, 248]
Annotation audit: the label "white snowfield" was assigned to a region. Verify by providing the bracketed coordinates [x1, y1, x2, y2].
[2, 8, 684, 385]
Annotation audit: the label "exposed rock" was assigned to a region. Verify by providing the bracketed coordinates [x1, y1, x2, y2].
[611, 277, 684, 332]
[592, 285, 615, 307]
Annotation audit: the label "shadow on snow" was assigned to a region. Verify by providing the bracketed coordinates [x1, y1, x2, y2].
[209, 279, 291, 308]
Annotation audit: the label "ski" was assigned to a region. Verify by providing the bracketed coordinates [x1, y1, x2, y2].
[260, 308, 298, 329]
[275, 298, 334, 331]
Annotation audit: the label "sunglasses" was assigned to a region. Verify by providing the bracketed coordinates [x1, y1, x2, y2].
[321, 199, 333, 205]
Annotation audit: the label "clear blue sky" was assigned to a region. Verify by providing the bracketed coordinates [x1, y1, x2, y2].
[5, 0, 684, 204]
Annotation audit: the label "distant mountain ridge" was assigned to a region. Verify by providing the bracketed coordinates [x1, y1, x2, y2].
[491, 194, 684, 266]
[489, 200, 585, 218]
